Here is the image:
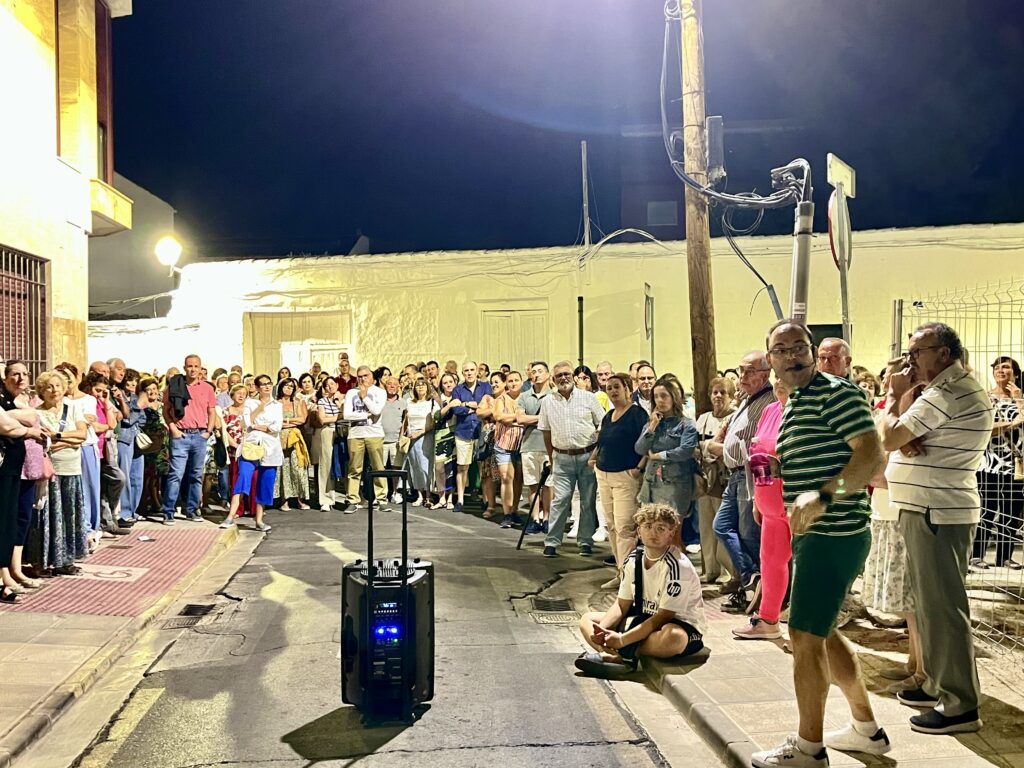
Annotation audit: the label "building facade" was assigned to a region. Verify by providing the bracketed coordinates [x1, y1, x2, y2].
[87, 221, 1023, 384]
[1, 0, 133, 373]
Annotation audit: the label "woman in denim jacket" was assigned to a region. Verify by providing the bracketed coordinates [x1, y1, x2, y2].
[635, 377, 700, 522]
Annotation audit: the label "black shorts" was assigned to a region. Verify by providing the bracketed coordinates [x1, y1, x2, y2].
[617, 614, 704, 660]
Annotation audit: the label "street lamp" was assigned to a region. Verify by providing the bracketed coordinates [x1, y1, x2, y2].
[155, 234, 183, 276]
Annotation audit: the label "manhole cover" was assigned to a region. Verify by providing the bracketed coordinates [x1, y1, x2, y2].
[160, 616, 204, 629]
[531, 596, 574, 612]
[530, 611, 581, 625]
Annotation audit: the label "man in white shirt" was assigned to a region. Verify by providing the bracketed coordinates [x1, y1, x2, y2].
[539, 360, 605, 557]
[343, 366, 388, 510]
[880, 322, 994, 736]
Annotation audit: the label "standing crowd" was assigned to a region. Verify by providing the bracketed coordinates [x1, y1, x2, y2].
[0, 318, 1017, 768]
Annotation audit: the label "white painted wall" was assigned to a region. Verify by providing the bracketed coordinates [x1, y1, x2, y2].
[88, 222, 1024, 386]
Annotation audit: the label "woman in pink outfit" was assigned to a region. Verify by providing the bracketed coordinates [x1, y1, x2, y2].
[733, 378, 790, 640]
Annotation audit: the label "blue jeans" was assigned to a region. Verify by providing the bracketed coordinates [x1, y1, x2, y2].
[217, 464, 231, 502]
[713, 468, 762, 581]
[117, 444, 144, 521]
[162, 432, 207, 520]
[81, 446, 101, 533]
[545, 452, 598, 549]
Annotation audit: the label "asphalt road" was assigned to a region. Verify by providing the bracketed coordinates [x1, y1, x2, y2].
[69, 504, 721, 768]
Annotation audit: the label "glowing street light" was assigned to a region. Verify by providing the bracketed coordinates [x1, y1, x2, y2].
[155, 234, 183, 276]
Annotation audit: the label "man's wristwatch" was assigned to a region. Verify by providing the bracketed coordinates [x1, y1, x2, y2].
[818, 489, 833, 506]
[54, 432, 63, 442]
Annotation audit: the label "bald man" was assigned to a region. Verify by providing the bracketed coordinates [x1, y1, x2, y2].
[817, 338, 853, 379]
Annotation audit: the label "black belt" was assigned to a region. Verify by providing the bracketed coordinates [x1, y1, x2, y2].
[180, 427, 206, 433]
[554, 443, 597, 456]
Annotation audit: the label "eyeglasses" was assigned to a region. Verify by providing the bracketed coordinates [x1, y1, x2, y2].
[768, 343, 810, 358]
[638, 523, 674, 534]
[903, 345, 944, 360]
[257, 381, 272, 387]
[553, 372, 573, 380]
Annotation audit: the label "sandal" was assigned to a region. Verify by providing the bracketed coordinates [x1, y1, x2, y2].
[0, 586, 18, 604]
[482, 507, 496, 519]
[16, 577, 43, 589]
[55, 564, 82, 576]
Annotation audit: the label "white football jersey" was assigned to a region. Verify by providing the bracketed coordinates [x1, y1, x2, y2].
[618, 545, 706, 635]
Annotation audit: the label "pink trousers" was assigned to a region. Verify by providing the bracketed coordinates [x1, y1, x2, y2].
[755, 482, 791, 623]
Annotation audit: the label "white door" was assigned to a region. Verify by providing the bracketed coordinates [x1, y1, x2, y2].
[481, 310, 548, 372]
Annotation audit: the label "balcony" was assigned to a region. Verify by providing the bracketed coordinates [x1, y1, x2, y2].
[90, 178, 133, 236]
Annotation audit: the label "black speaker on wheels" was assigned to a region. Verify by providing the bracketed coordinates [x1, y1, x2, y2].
[341, 469, 434, 722]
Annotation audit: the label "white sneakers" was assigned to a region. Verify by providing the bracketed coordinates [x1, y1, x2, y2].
[732, 618, 782, 640]
[752, 735, 827, 767]
[593, 527, 608, 542]
[824, 723, 891, 755]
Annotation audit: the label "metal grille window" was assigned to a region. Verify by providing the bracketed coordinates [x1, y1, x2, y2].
[894, 282, 1024, 660]
[1, 246, 48, 377]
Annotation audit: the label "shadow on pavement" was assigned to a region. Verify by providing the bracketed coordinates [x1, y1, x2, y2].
[282, 705, 409, 765]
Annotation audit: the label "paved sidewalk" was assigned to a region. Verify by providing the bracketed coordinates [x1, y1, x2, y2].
[0, 520, 242, 768]
[644, 589, 1024, 768]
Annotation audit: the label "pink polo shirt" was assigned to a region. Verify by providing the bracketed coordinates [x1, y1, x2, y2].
[179, 380, 216, 429]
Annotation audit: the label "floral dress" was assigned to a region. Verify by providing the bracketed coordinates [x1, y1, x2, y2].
[274, 402, 311, 502]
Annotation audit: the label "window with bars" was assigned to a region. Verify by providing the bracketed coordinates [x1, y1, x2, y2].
[1, 246, 48, 378]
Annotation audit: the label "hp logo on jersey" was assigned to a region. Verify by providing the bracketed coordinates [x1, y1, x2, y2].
[666, 581, 681, 597]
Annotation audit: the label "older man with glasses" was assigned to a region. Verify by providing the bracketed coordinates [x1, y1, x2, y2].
[707, 350, 775, 610]
[539, 361, 606, 558]
[343, 365, 388, 511]
[161, 354, 217, 524]
[879, 323, 993, 736]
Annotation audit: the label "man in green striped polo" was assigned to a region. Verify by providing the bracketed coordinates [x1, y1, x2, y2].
[752, 320, 887, 768]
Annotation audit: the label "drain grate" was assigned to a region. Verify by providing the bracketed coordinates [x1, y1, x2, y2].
[530, 611, 581, 625]
[160, 616, 205, 629]
[531, 596, 574, 612]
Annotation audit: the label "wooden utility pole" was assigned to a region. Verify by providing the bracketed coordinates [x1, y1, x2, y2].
[680, 0, 717, 414]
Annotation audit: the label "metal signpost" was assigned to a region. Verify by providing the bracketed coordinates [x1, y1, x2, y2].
[827, 154, 856, 344]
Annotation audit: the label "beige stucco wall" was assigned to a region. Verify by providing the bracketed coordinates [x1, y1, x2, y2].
[0, 0, 102, 365]
[87, 222, 1024, 384]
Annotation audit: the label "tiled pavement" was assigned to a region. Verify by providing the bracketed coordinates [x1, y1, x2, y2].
[0, 521, 240, 767]
[645, 592, 1024, 768]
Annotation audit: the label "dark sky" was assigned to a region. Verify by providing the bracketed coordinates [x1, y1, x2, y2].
[113, 0, 1024, 257]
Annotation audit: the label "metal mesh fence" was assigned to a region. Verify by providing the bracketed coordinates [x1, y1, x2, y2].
[898, 280, 1024, 658]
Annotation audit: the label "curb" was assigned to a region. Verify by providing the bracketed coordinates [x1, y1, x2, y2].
[644, 657, 755, 768]
[0, 525, 241, 768]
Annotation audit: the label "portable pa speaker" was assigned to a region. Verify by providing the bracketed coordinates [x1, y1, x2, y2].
[340, 469, 435, 722]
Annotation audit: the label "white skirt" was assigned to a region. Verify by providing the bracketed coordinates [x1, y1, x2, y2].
[862, 517, 914, 614]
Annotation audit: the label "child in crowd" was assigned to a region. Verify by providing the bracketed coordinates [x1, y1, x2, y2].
[575, 502, 706, 678]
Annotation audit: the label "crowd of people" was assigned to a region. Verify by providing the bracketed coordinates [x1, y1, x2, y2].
[0, 319, 1018, 767]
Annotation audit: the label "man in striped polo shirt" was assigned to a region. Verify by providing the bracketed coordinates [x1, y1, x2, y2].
[880, 322, 993, 736]
[752, 321, 887, 768]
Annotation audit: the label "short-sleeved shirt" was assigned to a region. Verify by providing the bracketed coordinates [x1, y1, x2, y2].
[885, 362, 994, 524]
[538, 388, 605, 451]
[517, 387, 551, 453]
[380, 398, 407, 443]
[596, 405, 647, 472]
[722, 384, 776, 470]
[317, 396, 340, 419]
[777, 372, 876, 536]
[618, 545, 706, 634]
[178, 380, 216, 430]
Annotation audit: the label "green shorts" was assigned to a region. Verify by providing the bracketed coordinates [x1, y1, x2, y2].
[788, 530, 871, 638]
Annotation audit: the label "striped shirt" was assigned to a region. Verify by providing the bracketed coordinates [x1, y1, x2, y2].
[538, 388, 605, 451]
[777, 372, 876, 536]
[885, 362, 994, 524]
[722, 384, 776, 470]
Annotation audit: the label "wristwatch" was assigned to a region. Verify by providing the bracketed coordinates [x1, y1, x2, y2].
[54, 432, 63, 442]
[818, 489, 833, 506]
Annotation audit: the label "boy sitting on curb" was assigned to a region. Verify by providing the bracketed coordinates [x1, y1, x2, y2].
[575, 502, 707, 679]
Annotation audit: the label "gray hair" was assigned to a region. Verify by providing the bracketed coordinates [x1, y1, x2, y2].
[552, 360, 574, 372]
[820, 337, 852, 357]
[914, 322, 964, 361]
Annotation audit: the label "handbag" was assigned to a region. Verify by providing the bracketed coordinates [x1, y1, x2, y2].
[240, 440, 265, 462]
[135, 431, 154, 452]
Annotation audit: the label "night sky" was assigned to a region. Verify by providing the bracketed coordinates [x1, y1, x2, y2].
[112, 0, 1024, 258]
